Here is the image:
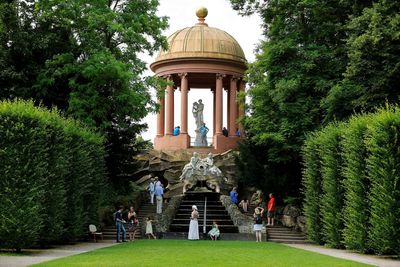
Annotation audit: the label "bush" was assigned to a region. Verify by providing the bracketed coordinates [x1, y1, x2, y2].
[302, 132, 323, 244]
[365, 107, 400, 255]
[341, 115, 371, 252]
[318, 123, 345, 248]
[0, 99, 107, 251]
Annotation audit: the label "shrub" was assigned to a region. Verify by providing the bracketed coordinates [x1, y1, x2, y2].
[318, 123, 345, 248]
[0, 99, 107, 250]
[365, 107, 400, 255]
[302, 132, 323, 244]
[341, 115, 371, 252]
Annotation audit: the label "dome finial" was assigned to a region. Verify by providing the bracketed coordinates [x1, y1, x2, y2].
[196, 7, 208, 25]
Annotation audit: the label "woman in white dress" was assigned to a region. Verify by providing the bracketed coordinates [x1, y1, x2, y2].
[188, 205, 199, 240]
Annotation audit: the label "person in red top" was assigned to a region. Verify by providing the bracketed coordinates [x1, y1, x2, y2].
[267, 193, 276, 226]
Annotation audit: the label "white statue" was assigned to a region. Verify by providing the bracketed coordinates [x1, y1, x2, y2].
[180, 152, 225, 193]
[197, 99, 204, 126]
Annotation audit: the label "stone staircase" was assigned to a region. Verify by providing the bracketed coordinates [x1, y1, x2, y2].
[167, 191, 238, 238]
[102, 202, 161, 241]
[266, 226, 308, 244]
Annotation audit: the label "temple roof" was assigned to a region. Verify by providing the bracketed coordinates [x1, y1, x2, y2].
[151, 7, 246, 67]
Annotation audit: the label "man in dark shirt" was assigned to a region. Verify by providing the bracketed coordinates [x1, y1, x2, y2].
[115, 206, 126, 242]
[222, 127, 228, 137]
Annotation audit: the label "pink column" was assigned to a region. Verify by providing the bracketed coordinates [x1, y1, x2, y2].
[226, 88, 231, 131]
[215, 74, 224, 135]
[212, 88, 216, 135]
[165, 76, 174, 136]
[238, 80, 246, 137]
[229, 76, 238, 136]
[180, 73, 188, 134]
[156, 94, 165, 137]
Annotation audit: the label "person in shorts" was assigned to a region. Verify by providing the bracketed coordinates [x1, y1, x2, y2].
[267, 193, 276, 226]
[253, 207, 264, 242]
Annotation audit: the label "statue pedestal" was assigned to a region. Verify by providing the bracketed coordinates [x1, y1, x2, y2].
[154, 134, 191, 150]
[213, 135, 241, 153]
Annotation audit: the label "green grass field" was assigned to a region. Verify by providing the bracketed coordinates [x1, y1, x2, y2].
[31, 240, 371, 267]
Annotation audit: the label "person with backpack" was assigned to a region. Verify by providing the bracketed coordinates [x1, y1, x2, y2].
[253, 207, 264, 242]
[114, 206, 127, 243]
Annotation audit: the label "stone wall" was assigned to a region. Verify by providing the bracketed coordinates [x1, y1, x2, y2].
[154, 195, 183, 233]
[220, 195, 262, 234]
[278, 205, 306, 233]
[134, 149, 239, 197]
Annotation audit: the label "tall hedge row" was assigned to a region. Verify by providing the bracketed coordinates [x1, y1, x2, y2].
[0, 100, 107, 251]
[303, 107, 400, 255]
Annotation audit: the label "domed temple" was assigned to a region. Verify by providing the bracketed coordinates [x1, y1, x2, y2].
[151, 7, 246, 153]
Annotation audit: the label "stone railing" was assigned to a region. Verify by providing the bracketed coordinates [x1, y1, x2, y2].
[155, 195, 183, 233]
[220, 195, 260, 234]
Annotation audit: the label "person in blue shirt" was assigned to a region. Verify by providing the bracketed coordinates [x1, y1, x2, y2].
[173, 126, 180, 136]
[236, 128, 241, 137]
[199, 123, 209, 146]
[230, 187, 238, 205]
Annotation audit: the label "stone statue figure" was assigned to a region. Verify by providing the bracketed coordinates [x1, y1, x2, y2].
[180, 152, 225, 193]
[250, 190, 263, 207]
[192, 102, 200, 129]
[193, 100, 206, 146]
[197, 99, 204, 126]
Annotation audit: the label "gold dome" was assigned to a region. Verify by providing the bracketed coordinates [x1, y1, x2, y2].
[153, 10, 246, 64]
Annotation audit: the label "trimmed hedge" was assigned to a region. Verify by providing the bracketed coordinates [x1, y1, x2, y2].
[302, 132, 323, 244]
[302, 106, 400, 255]
[318, 123, 345, 248]
[0, 99, 107, 251]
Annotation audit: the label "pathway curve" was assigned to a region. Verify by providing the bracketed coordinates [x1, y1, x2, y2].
[287, 244, 400, 267]
[0, 241, 116, 267]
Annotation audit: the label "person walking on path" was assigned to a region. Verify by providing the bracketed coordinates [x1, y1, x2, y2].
[154, 180, 164, 214]
[148, 179, 155, 204]
[188, 205, 199, 240]
[253, 207, 264, 242]
[230, 187, 238, 205]
[267, 193, 276, 226]
[115, 206, 126, 243]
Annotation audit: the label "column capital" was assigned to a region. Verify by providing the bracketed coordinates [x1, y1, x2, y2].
[216, 73, 226, 80]
[231, 75, 240, 81]
[163, 74, 173, 80]
[178, 72, 188, 78]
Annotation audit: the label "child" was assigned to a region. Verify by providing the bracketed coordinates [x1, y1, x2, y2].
[208, 220, 220, 241]
[145, 217, 157, 239]
[239, 198, 249, 213]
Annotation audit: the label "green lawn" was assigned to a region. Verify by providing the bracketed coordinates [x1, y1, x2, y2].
[31, 240, 372, 267]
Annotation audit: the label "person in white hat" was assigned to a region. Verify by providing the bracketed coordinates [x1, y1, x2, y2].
[188, 205, 199, 240]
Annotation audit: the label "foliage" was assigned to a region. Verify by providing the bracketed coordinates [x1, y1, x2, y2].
[0, 0, 169, 190]
[302, 132, 323, 244]
[318, 123, 345, 248]
[324, 1, 400, 120]
[32, 240, 369, 267]
[0, 99, 107, 251]
[341, 115, 371, 252]
[230, 0, 373, 197]
[365, 107, 400, 255]
[302, 106, 400, 254]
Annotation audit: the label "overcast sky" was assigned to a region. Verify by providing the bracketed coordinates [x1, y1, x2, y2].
[140, 0, 263, 142]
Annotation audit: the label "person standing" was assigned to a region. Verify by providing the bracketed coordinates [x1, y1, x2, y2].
[230, 187, 238, 205]
[188, 205, 199, 240]
[199, 123, 209, 146]
[115, 206, 126, 243]
[267, 193, 276, 226]
[127, 206, 138, 241]
[222, 127, 228, 137]
[173, 126, 180, 136]
[145, 217, 157, 239]
[148, 179, 155, 205]
[154, 181, 164, 214]
[253, 207, 264, 242]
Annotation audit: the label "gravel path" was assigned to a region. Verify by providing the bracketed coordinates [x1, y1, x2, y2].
[0, 241, 116, 267]
[287, 244, 400, 267]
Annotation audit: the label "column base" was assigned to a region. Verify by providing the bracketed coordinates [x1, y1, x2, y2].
[213, 135, 241, 153]
[154, 134, 191, 150]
